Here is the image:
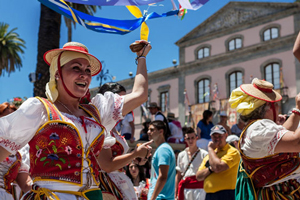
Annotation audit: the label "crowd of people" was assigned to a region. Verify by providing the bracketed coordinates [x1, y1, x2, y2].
[2, 32, 300, 200]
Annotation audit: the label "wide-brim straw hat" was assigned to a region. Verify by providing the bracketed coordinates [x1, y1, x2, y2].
[43, 42, 102, 76]
[240, 78, 282, 102]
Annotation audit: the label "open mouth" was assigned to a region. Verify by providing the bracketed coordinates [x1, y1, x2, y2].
[75, 82, 87, 87]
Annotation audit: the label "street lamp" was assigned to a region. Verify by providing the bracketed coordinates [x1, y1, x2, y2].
[96, 61, 116, 86]
[172, 59, 177, 68]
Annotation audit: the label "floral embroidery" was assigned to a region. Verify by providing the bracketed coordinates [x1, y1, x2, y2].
[49, 132, 59, 140]
[36, 149, 42, 158]
[0, 138, 21, 152]
[268, 130, 287, 155]
[65, 146, 72, 155]
[112, 95, 123, 121]
[34, 133, 71, 170]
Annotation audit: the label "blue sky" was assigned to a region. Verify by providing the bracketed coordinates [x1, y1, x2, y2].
[0, 0, 294, 103]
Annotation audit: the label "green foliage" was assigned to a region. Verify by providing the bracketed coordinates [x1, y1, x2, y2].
[0, 22, 26, 76]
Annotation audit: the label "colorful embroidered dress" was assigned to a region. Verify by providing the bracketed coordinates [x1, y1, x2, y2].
[0, 92, 124, 200]
[106, 131, 137, 200]
[0, 145, 30, 200]
[238, 119, 300, 199]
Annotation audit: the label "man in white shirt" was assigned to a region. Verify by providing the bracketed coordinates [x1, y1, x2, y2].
[175, 127, 208, 200]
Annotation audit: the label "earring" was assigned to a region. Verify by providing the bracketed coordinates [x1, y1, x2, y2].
[55, 77, 59, 80]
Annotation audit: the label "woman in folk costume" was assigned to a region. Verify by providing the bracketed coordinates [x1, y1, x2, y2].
[0, 103, 32, 200]
[0, 40, 152, 200]
[97, 82, 141, 200]
[229, 78, 300, 199]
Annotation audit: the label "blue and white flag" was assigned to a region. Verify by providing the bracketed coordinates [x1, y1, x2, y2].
[64, 0, 164, 6]
[39, 0, 178, 35]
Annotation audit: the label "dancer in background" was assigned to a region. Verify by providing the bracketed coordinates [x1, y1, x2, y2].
[0, 102, 32, 200]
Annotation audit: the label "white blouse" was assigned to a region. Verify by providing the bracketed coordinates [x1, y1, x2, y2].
[241, 119, 300, 186]
[0, 92, 124, 199]
[241, 119, 288, 158]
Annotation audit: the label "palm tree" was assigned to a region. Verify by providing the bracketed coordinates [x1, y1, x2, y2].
[0, 23, 25, 76]
[34, 4, 99, 97]
[34, 4, 61, 97]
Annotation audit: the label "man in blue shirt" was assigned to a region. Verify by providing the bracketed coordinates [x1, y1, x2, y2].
[147, 120, 176, 200]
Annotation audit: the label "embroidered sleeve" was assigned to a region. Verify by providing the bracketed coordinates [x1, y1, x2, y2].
[0, 98, 46, 154]
[267, 129, 288, 155]
[91, 92, 124, 133]
[242, 119, 288, 158]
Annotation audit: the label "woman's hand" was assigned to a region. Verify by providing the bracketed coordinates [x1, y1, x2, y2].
[135, 140, 153, 159]
[135, 40, 152, 57]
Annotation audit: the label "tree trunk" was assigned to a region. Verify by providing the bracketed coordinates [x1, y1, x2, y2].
[34, 4, 61, 97]
[68, 22, 72, 42]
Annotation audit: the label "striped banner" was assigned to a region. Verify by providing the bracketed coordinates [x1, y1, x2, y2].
[39, 0, 178, 35]
[64, 0, 164, 6]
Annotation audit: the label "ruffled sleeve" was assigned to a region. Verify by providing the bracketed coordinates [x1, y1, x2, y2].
[19, 144, 30, 173]
[0, 98, 47, 154]
[91, 92, 124, 148]
[241, 119, 288, 158]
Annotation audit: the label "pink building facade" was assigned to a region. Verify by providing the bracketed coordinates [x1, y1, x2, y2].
[92, 2, 300, 134]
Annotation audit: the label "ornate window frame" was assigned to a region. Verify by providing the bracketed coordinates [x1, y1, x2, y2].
[260, 59, 282, 89]
[194, 75, 211, 104]
[157, 85, 170, 112]
[225, 67, 244, 98]
[260, 24, 281, 42]
[225, 34, 244, 52]
[194, 44, 211, 60]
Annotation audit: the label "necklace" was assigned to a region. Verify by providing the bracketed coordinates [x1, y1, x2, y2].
[57, 100, 76, 116]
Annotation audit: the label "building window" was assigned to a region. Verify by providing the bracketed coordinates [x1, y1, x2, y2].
[228, 38, 242, 51]
[197, 79, 210, 103]
[264, 63, 280, 89]
[160, 91, 169, 112]
[198, 47, 210, 59]
[229, 71, 243, 93]
[263, 28, 279, 41]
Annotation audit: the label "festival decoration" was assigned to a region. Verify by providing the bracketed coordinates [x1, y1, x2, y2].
[64, 0, 209, 10]
[178, 0, 209, 10]
[39, 0, 178, 36]
[63, 0, 163, 6]
[212, 82, 219, 100]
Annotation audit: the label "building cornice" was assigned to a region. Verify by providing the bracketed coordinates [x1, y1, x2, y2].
[176, 2, 300, 48]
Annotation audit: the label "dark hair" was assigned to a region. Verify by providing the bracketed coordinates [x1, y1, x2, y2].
[0, 102, 17, 116]
[201, 110, 213, 125]
[125, 162, 146, 185]
[98, 82, 126, 95]
[149, 120, 167, 140]
[240, 103, 268, 123]
[184, 127, 196, 136]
